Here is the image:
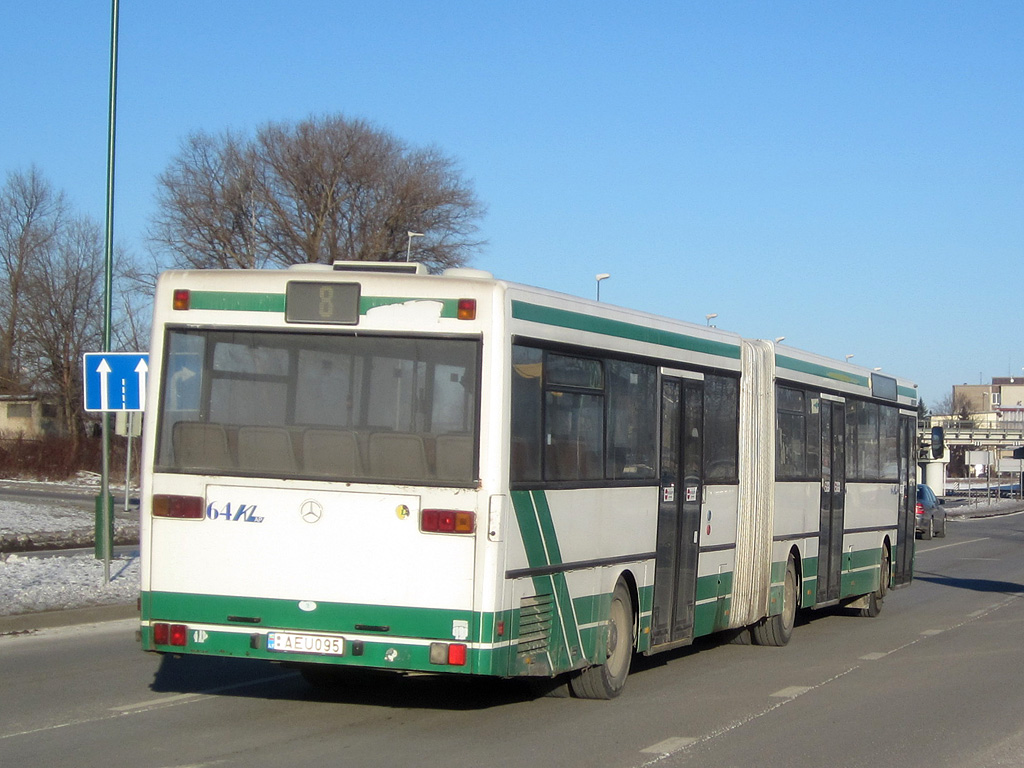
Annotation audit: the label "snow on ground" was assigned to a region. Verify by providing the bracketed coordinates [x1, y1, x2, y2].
[0, 478, 140, 617]
[0, 551, 139, 616]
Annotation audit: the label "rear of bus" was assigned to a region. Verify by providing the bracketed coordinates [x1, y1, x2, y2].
[139, 264, 503, 679]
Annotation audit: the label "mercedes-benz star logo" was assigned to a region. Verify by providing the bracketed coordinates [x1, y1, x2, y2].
[300, 500, 323, 524]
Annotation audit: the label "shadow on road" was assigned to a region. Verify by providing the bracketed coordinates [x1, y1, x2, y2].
[150, 653, 536, 710]
[913, 572, 1024, 595]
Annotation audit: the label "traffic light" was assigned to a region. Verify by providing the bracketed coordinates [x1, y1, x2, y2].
[931, 426, 945, 460]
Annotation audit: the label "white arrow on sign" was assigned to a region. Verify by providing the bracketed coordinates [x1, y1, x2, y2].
[97, 358, 112, 411]
[135, 357, 148, 411]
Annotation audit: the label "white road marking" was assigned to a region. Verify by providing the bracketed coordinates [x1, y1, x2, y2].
[0, 672, 296, 741]
[770, 685, 812, 698]
[915, 537, 989, 554]
[640, 737, 697, 755]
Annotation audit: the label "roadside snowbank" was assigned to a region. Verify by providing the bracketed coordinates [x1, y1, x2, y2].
[0, 480, 140, 617]
[0, 551, 139, 615]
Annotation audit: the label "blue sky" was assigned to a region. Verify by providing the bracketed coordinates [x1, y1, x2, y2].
[3, 1, 1022, 407]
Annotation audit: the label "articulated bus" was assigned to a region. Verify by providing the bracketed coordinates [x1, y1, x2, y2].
[139, 262, 917, 698]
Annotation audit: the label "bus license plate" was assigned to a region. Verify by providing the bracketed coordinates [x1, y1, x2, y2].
[266, 631, 345, 656]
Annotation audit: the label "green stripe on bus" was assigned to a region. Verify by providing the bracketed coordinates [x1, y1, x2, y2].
[142, 590, 474, 640]
[189, 291, 286, 312]
[187, 291, 460, 318]
[775, 353, 870, 388]
[509, 490, 584, 669]
[139, 620, 510, 677]
[511, 301, 741, 360]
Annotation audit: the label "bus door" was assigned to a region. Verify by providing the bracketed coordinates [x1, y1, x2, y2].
[893, 414, 916, 585]
[818, 399, 846, 603]
[651, 376, 704, 649]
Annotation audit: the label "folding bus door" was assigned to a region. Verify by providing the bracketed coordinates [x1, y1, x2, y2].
[893, 414, 916, 586]
[817, 399, 846, 604]
[650, 376, 703, 650]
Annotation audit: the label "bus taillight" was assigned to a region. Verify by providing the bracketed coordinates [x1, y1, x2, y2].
[421, 509, 475, 534]
[429, 642, 467, 666]
[153, 495, 205, 519]
[153, 623, 188, 647]
[457, 299, 476, 320]
[172, 289, 191, 310]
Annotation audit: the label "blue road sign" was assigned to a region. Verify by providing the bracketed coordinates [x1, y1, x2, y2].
[83, 352, 150, 412]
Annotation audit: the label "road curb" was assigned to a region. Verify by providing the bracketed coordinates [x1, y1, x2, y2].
[0, 603, 137, 635]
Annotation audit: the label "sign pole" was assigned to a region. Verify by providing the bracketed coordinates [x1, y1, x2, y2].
[99, 0, 120, 584]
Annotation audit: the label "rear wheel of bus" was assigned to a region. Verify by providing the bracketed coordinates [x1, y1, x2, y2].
[752, 555, 798, 647]
[570, 579, 634, 699]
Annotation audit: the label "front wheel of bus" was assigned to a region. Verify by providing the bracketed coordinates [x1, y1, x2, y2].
[570, 580, 634, 699]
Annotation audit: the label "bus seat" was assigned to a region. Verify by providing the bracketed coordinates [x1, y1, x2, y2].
[172, 422, 234, 469]
[303, 429, 363, 477]
[237, 426, 298, 473]
[435, 434, 473, 481]
[369, 432, 429, 480]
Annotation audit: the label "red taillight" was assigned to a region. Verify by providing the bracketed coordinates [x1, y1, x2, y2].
[153, 495, 205, 519]
[421, 509, 475, 534]
[172, 289, 190, 310]
[915, 502, 924, 515]
[153, 622, 169, 645]
[448, 643, 467, 666]
[457, 298, 476, 320]
[153, 622, 188, 647]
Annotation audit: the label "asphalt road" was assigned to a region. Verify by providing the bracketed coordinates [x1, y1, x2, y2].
[2, 512, 1024, 768]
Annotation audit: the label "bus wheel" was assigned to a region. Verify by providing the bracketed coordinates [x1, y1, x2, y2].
[752, 556, 797, 647]
[859, 547, 890, 618]
[570, 580, 634, 699]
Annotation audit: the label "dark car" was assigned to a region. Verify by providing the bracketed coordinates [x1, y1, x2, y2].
[916, 483, 946, 540]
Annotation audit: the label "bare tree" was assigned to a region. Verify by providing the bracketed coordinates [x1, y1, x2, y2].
[150, 114, 485, 272]
[149, 131, 268, 269]
[21, 216, 105, 444]
[0, 167, 67, 393]
[932, 390, 973, 419]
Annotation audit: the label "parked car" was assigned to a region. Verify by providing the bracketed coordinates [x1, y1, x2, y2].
[916, 483, 946, 540]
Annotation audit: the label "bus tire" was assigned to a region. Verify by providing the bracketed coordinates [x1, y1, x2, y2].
[570, 580, 634, 699]
[858, 546, 889, 618]
[752, 556, 797, 647]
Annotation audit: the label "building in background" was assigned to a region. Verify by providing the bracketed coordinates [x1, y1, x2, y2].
[0, 394, 63, 438]
[950, 378, 1024, 426]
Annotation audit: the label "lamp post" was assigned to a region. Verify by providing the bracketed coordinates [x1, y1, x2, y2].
[406, 231, 424, 261]
[595, 273, 610, 301]
[845, 354, 855, 362]
[98, 0, 120, 585]
[705, 313, 718, 326]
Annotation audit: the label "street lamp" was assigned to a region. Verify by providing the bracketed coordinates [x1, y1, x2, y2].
[705, 313, 718, 326]
[775, 337, 785, 344]
[595, 273, 610, 301]
[845, 354, 854, 362]
[406, 231, 424, 261]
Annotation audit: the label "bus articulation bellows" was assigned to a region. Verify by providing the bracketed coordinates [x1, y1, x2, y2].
[139, 262, 917, 699]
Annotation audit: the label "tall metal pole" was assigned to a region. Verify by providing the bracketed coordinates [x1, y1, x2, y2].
[99, 0, 120, 584]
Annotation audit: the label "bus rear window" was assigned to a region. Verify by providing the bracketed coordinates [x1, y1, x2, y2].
[155, 329, 480, 486]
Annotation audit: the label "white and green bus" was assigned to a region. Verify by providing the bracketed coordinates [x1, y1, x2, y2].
[139, 262, 917, 698]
